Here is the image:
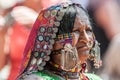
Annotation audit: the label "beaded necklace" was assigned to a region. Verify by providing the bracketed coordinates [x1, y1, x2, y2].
[46, 61, 89, 80]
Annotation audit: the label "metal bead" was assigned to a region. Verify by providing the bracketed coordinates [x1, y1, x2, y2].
[31, 58, 37, 65]
[56, 16, 63, 21]
[37, 58, 42, 65]
[36, 44, 41, 48]
[34, 51, 39, 57]
[48, 45, 53, 49]
[44, 56, 50, 61]
[37, 35, 44, 42]
[53, 28, 58, 33]
[43, 44, 48, 50]
[46, 50, 51, 55]
[50, 39, 55, 44]
[39, 27, 46, 33]
[54, 21, 60, 26]
[52, 33, 56, 38]
[28, 66, 34, 71]
[58, 11, 64, 17]
[38, 66, 44, 71]
[45, 36, 50, 42]
[63, 3, 69, 8]
[49, 19, 54, 25]
[40, 62, 46, 67]
[47, 27, 52, 33]
[68, 2, 72, 5]
[44, 11, 50, 18]
[51, 10, 57, 17]
[40, 52, 45, 57]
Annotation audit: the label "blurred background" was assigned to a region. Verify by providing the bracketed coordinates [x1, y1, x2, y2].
[0, 0, 120, 80]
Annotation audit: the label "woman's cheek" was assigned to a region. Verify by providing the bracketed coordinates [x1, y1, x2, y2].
[72, 33, 80, 47]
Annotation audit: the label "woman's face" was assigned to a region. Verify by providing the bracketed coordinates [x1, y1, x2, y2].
[53, 17, 94, 64]
[72, 17, 94, 63]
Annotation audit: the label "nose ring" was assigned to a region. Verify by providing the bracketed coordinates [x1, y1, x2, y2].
[87, 42, 92, 48]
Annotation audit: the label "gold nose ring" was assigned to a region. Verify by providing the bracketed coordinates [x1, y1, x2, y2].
[87, 42, 92, 48]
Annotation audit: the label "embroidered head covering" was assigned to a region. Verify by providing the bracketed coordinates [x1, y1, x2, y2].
[18, 1, 101, 78]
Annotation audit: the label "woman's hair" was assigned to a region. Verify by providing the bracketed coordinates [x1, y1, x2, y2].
[57, 4, 76, 34]
[57, 3, 91, 35]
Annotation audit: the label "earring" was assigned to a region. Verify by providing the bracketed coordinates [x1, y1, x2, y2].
[89, 40, 102, 68]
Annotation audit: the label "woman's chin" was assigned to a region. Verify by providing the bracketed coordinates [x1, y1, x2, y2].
[78, 48, 90, 55]
[78, 50, 90, 61]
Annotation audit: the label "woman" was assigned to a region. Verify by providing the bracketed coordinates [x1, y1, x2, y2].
[101, 33, 120, 80]
[17, 1, 102, 80]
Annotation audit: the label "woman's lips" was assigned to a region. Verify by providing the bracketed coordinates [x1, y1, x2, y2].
[77, 46, 90, 55]
[77, 45, 90, 51]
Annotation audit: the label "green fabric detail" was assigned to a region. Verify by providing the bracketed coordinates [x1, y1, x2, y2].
[32, 71, 63, 80]
[85, 73, 102, 80]
[30, 71, 102, 80]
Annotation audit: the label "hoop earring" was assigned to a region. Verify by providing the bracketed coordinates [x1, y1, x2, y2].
[89, 40, 102, 68]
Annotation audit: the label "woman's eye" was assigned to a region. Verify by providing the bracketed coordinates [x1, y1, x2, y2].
[73, 30, 80, 34]
[72, 30, 80, 38]
[86, 29, 92, 34]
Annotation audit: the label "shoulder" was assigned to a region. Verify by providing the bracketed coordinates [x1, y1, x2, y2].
[85, 73, 103, 80]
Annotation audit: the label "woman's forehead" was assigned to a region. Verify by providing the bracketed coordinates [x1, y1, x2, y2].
[75, 6, 91, 28]
[73, 17, 92, 30]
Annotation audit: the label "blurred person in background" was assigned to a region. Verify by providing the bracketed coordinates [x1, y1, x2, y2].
[97, 0, 120, 80]
[87, 0, 120, 74]
[0, 8, 9, 80]
[101, 33, 120, 80]
[0, 0, 59, 80]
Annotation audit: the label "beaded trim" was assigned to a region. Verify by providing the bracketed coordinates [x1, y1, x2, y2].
[49, 62, 81, 72]
[47, 62, 88, 80]
[24, 2, 73, 73]
[56, 33, 73, 40]
[55, 33, 73, 44]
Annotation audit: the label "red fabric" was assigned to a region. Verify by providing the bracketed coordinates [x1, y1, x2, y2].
[8, 22, 31, 80]
[19, 11, 42, 74]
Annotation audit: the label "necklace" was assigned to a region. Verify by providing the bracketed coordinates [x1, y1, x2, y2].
[45, 62, 89, 80]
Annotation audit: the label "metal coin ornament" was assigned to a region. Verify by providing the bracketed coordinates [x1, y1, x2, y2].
[37, 35, 44, 42]
[47, 27, 53, 33]
[89, 40, 101, 68]
[34, 51, 39, 57]
[44, 11, 50, 18]
[38, 66, 44, 71]
[54, 21, 60, 26]
[51, 10, 57, 17]
[39, 27, 46, 33]
[53, 28, 58, 33]
[31, 58, 37, 65]
[40, 62, 46, 67]
[36, 44, 41, 49]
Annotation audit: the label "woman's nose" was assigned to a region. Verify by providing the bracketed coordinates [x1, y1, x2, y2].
[72, 32, 80, 47]
[82, 30, 90, 42]
[72, 30, 91, 46]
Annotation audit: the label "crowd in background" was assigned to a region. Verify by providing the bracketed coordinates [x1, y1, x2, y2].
[0, 0, 120, 80]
